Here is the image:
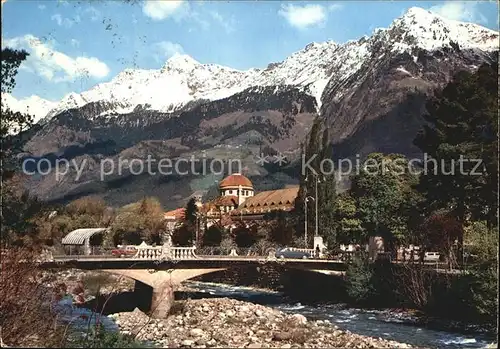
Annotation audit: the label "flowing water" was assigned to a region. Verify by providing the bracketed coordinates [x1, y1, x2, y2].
[52, 296, 118, 333]
[53, 282, 495, 348]
[184, 281, 496, 349]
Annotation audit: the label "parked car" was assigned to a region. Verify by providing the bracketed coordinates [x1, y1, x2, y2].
[111, 245, 137, 257]
[275, 247, 312, 259]
[424, 252, 440, 262]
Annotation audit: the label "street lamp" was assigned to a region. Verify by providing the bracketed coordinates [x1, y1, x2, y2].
[305, 173, 322, 239]
[195, 212, 202, 247]
[304, 196, 314, 247]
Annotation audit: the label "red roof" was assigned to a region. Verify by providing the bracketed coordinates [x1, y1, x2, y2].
[231, 187, 299, 215]
[164, 208, 185, 221]
[219, 173, 253, 188]
[213, 195, 239, 207]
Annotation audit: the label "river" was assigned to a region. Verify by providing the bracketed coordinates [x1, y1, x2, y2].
[54, 282, 495, 348]
[184, 281, 495, 349]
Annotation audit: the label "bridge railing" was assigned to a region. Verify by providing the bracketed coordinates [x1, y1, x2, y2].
[196, 246, 262, 257]
[171, 247, 198, 259]
[133, 245, 198, 260]
[134, 246, 162, 259]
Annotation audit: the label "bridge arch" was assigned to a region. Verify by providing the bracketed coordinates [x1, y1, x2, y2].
[101, 268, 227, 287]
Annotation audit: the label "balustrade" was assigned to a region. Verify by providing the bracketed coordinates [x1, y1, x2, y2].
[133, 245, 198, 260]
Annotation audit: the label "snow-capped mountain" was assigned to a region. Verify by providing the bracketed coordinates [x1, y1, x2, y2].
[12, 7, 500, 208]
[1, 93, 57, 124]
[7, 7, 498, 124]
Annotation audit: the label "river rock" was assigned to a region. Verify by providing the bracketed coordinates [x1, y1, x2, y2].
[111, 298, 413, 348]
[291, 314, 307, 325]
[182, 339, 195, 346]
[273, 332, 292, 341]
[190, 328, 204, 337]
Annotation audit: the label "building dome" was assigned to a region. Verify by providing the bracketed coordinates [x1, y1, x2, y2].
[219, 173, 253, 189]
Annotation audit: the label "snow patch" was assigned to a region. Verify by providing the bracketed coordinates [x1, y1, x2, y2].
[5, 7, 497, 123]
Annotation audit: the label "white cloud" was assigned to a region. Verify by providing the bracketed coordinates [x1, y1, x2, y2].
[278, 3, 341, 29]
[3, 34, 109, 82]
[70, 39, 80, 48]
[153, 41, 184, 62]
[51, 13, 81, 28]
[189, 11, 210, 31]
[430, 1, 487, 24]
[84, 6, 101, 22]
[141, 0, 229, 31]
[210, 11, 235, 33]
[142, 0, 187, 21]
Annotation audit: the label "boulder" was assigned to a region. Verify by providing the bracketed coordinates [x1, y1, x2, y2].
[190, 328, 204, 337]
[291, 314, 307, 325]
[273, 332, 292, 341]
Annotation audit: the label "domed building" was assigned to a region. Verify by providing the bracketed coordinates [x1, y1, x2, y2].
[218, 173, 254, 205]
[164, 173, 299, 233]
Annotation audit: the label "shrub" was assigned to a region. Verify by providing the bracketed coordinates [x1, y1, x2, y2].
[391, 263, 436, 309]
[172, 224, 194, 246]
[67, 325, 148, 348]
[251, 239, 274, 255]
[0, 248, 64, 347]
[466, 222, 498, 325]
[345, 256, 375, 304]
[203, 225, 224, 246]
[232, 224, 258, 247]
[220, 237, 237, 255]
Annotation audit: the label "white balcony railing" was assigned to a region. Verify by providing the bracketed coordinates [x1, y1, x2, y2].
[133, 243, 198, 260]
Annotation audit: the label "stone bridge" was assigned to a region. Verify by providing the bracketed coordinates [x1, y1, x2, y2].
[40, 244, 347, 318]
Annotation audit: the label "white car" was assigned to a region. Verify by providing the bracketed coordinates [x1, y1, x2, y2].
[424, 252, 440, 262]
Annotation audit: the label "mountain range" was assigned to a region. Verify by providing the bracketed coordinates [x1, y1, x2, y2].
[5, 7, 499, 210]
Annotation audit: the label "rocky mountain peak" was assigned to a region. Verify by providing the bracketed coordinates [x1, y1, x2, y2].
[162, 53, 201, 72]
[386, 6, 499, 52]
[5, 7, 498, 126]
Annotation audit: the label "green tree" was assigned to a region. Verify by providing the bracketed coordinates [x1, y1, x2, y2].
[202, 224, 224, 246]
[418, 211, 463, 265]
[414, 60, 498, 241]
[350, 153, 421, 249]
[178, 198, 199, 245]
[32, 196, 113, 246]
[345, 256, 375, 304]
[294, 120, 337, 247]
[0, 181, 45, 246]
[333, 192, 364, 244]
[0, 48, 43, 247]
[232, 223, 259, 247]
[172, 224, 193, 246]
[1, 48, 33, 180]
[268, 210, 294, 246]
[184, 198, 198, 225]
[464, 221, 498, 323]
[111, 197, 164, 245]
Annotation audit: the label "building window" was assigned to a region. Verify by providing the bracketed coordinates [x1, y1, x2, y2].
[228, 190, 232, 195]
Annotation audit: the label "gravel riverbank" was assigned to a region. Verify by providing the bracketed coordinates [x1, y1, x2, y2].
[110, 298, 413, 348]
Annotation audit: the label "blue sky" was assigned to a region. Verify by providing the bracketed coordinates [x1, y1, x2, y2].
[2, 0, 499, 101]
